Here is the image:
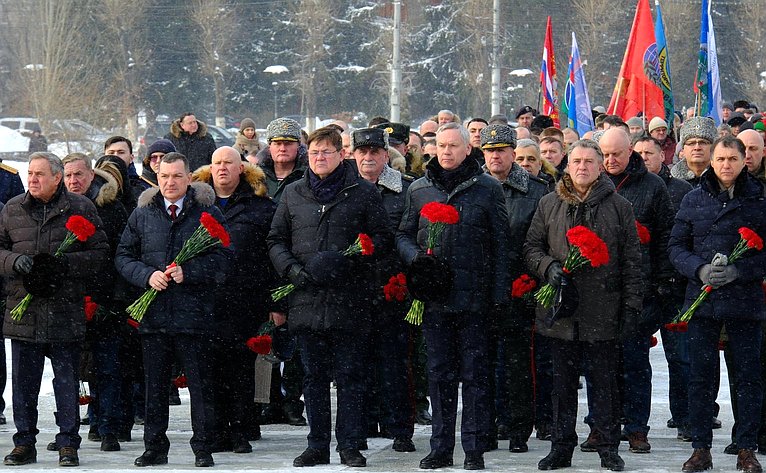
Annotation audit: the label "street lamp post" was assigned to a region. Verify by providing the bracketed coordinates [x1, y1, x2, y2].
[263, 65, 289, 120]
[272, 82, 279, 120]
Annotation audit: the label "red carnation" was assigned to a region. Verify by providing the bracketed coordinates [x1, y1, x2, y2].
[420, 202, 459, 224]
[635, 221, 651, 245]
[78, 395, 93, 405]
[246, 335, 273, 355]
[65, 215, 96, 242]
[511, 274, 537, 299]
[650, 335, 658, 348]
[739, 227, 764, 250]
[200, 212, 230, 247]
[126, 318, 140, 330]
[664, 321, 688, 332]
[84, 296, 98, 322]
[173, 374, 188, 389]
[359, 233, 374, 256]
[384, 273, 408, 302]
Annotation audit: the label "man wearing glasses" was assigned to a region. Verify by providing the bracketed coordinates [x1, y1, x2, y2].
[670, 117, 717, 188]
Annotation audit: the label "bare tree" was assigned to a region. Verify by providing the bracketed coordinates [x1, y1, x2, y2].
[96, 0, 151, 141]
[728, 1, 766, 108]
[188, 0, 235, 127]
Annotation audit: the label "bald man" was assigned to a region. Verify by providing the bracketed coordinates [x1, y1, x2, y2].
[580, 128, 674, 455]
[739, 129, 766, 182]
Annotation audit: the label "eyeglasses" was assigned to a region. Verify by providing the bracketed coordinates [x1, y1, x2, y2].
[308, 150, 338, 158]
[149, 154, 164, 161]
[685, 139, 711, 147]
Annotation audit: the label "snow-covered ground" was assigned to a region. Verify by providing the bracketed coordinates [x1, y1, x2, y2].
[0, 337, 741, 472]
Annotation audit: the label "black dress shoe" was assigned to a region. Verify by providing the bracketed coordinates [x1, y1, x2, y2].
[58, 447, 79, 467]
[725, 442, 739, 455]
[293, 447, 330, 467]
[232, 438, 252, 454]
[284, 409, 308, 426]
[100, 433, 120, 452]
[46, 441, 58, 451]
[419, 451, 453, 469]
[415, 409, 433, 426]
[195, 451, 214, 467]
[509, 438, 529, 453]
[464, 451, 485, 470]
[135, 450, 169, 467]
[393, 437, 416, 452]
[496, 424, 510, 440]
[599, 450, 624, 471]
[339, 448, 367, 467]
[538, 449, 573, 470]
[3, 446, 36, 466]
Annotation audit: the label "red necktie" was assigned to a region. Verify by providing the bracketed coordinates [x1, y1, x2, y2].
[168, 204, 178, 221]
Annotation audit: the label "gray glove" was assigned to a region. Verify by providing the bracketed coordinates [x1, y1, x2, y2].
[697, 264, 714, 286]
[709, 265, 738, 287]
[287, 264, 314, 289]
[546, 262, 565, 287]
[12, 255, 33, 275]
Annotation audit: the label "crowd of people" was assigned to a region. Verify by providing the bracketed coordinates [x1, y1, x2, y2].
[0, 103, 764, 472]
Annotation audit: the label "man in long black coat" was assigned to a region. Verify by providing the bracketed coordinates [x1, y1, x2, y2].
[116, 152, 228, 468]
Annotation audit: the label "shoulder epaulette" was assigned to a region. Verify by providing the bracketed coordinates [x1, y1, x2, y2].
[0, 162, 19, 174]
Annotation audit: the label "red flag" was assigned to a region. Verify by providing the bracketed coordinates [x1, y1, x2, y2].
[607, 0, 664, 121]
[540, 16, 559, 128]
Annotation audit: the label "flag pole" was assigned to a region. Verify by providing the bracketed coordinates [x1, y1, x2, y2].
[642, 82, 646, 118]
[610, 80, 623, 115]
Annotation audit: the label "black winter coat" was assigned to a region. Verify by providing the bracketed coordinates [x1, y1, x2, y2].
[397, 157, 511, 314]
[165, 119, 218, 172]
[267, 161, 393, 334]
[257, 145, 309, 203]
[658, 164, 693, 215]
[115, 183, 229, 335]
[489, 163, 550, 329]
[192, 163, 278, 340]
[668, 169, 766, 321]
[0, 164, 24, 205]
[0, 185, 109, 343]
[607, 152, 675, 292]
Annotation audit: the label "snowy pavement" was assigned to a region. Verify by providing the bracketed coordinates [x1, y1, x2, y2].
[0, 337, 743, 472]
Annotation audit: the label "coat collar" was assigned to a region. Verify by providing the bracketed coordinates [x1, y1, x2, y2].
[376, 165, 403, 193]
[137, 181, 215, 209]
[192, 162, 269, 198]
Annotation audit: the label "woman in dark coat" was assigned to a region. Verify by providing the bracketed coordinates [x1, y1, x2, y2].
[668, 136, 766, 473]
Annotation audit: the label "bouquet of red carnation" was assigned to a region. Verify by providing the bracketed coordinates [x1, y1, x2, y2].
[127, 212, 230, 322]
[534, 225, 609, 308]
[173, 374, 188, 389]
[84, 296, 99, 322]
[672, 227, 763, 324]
[79, 381, 93, 405]
[405, 202, 460, 325]
[11, 215, 97, 321]
[664, 321, 688, 332]
[384, 273, 408, 302]
[511, 274, 538, 300]
[271, 233, 374, 302]
[246, 320, 275, 355]
[635, 221, 651, 245]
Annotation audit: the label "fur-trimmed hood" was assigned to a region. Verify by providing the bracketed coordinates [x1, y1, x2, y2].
[191, 162, 269, 198]
[388, 147, 407, 175]
[136, 181, 215, 209]
[556, 172, 615, 206]
[376, 165, 403, 193]
[85, 168, 120, 208]
[169, 118, 209, 139]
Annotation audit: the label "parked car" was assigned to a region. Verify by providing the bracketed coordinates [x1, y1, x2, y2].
[48, 119, 111, 157]
[0, 117, 41, 138]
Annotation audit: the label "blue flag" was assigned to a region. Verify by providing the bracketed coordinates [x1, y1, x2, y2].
[654, 0, 674, 128]
[561, 32, 594, 136]
[694, 0, 722, 125]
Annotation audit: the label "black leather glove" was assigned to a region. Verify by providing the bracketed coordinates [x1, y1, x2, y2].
[697, 264, 714, 286]
[13, 255, 33, 275]
[619, 307, 641, 340]
[287, 264, 314, 289]
[709, 265, 738, 287]
[407, 253, 454, 303]
[546, 262, 565, 287]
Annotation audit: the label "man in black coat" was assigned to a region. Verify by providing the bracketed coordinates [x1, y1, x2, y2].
[165, 113, 218, 172]
[116, 152, 228, 468]
[397, 122, 511, 470]
[268, 127, 393, 468]
[351, 128, 415, 453]
[634, 135, 693, 441]
[192, 146, 279, 453]
[62, 153, 129, 452]
[0, 153, 108, 467]
[482, 124, 550, 453]
[590, 128, 674, 454]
